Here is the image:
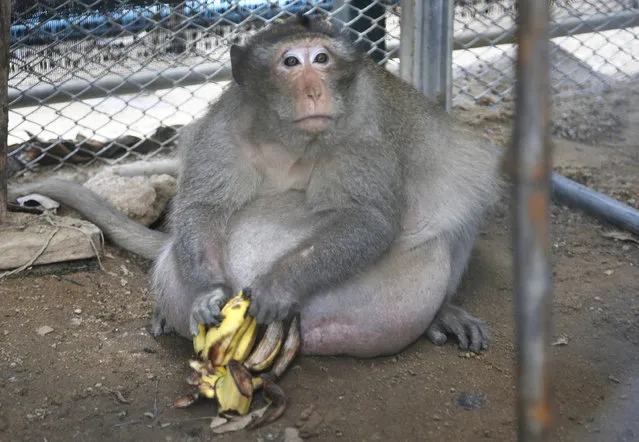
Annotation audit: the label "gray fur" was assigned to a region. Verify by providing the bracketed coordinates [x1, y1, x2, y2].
[9, 15, 504, 357]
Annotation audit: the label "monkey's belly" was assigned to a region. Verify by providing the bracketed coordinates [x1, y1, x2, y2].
[224, 191, 447, 357]
[224, 191, 322, 286]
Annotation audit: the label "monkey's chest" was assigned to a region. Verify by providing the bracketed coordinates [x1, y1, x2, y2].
[251, 144, 315, 194]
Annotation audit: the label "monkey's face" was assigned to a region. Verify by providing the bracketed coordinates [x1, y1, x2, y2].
[269, 39, 340, 133]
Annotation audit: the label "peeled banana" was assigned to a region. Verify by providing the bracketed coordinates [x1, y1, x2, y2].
[173, 289, 301, 429]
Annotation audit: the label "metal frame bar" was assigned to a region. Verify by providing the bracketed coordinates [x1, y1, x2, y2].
[512, 0, 553, 440]
[399, 0, 454, 111]
[0, 0, 10, 223]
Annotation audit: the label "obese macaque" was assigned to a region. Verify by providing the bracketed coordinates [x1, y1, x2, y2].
[10, 15, 503, 357]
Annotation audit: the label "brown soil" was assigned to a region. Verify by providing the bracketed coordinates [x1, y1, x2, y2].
[1, 83, 638, 442]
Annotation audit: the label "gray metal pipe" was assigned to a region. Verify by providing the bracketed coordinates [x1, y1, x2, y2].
[512, 0, 553, 439]
[8, 62, 230, 108]
[552, 172, 639, 236]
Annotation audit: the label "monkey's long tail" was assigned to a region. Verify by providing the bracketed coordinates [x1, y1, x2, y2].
[8, 179, 168, 260]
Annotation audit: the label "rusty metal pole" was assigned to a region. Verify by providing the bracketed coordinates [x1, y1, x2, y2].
[512, 0, 553, 441]
[0, 0, 10, 224]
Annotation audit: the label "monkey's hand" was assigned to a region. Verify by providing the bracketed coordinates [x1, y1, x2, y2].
[247, 273, 301, 324]
[189, 285, 233, 336]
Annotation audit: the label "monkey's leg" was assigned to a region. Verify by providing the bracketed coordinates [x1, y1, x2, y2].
[298, 241, 452, 357]
[425, 231, 489, 353]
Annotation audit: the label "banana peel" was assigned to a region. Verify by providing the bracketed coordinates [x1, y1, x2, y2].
[173, 288, 301, 431]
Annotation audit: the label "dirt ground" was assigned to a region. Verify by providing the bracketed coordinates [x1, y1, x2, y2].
[1, 81, 638, 442]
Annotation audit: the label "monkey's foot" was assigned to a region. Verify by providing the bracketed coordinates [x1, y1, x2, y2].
[425, 304, 488, 353]
[189, 285, 233, 337]
[151, 308, 171, 336]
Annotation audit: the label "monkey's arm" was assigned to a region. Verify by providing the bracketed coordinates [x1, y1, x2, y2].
[161, 120, 261, 334]
[248, 145, 404, 323]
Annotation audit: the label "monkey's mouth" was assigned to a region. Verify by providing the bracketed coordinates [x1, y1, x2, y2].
[293, 115, 334, 131]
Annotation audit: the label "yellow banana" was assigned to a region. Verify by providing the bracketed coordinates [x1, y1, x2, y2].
[272, 316, 301, 378]
[177, 290, 302, 428]
[229, 316, 258, 364]
[215, 361, 253, 415]
[197, 366, 226, 399]
[244, 320, 284, 372]
[203, 291, 251, 359]
[193, 324, 207, 357]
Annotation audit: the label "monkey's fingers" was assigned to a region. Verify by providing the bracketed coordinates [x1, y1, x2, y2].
[189, 289, 228, 336]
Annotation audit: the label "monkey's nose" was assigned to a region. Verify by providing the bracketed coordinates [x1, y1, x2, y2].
[307, 90, 321, 102]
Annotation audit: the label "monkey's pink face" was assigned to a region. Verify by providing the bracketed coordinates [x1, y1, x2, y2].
[274, 41, 337, 132]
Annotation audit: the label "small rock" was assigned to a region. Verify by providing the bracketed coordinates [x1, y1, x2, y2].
[144, 411, 155, 419]
[608, 375, 621, 384]
[299, 405, 315, 421]
[70, 318, 82, 327]
[298, 411, 323, 438]
[37, 326, 54, 336]
[284, 427, 304, 442]
[74, 308, 82, 315]
[457, 392, 489, 410]
[551, 337, 569, 346]
[604, 269, 614, 276]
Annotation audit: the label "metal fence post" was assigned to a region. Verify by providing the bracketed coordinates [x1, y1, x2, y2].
[0, 0, 10, 223]
[399, 0, 453, 112]
[512, 0, 553, 440]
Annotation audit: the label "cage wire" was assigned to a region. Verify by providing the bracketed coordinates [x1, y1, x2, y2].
[6, 0, 639, 175]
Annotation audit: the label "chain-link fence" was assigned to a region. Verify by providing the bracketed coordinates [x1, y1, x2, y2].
[6, 0, 401, 175]
[7, 0, 639, 175]
[453, 0, 639, 105]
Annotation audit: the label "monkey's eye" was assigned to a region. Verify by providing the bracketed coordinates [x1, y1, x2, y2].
[283, 56, 300, 67]
[313, 52, 329, 64]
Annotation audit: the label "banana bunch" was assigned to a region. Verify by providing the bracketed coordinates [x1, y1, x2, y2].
[173, 289, 300, 429]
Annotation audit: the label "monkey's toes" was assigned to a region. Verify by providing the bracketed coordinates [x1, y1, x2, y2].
[425, 304, 489, 353]
[425, 325, 448, 346]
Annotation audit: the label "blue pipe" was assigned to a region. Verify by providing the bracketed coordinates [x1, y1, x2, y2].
[10, 1, 398, 45]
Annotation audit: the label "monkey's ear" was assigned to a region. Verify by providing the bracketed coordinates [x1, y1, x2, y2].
[230, 44, 248, 86]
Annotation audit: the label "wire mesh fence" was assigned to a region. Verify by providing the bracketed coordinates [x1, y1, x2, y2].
[6, 0, 639, 176]
[7, 1, 402, 175]
[452, 0, 639, 106]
